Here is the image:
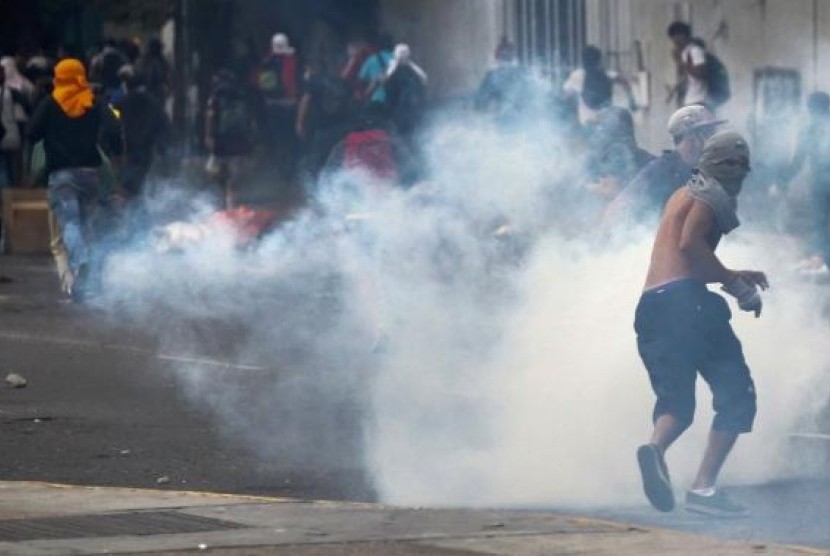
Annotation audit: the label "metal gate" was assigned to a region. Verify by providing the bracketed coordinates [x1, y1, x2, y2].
[505, 0, 586, 73]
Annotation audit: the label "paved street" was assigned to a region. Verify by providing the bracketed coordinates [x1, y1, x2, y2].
[0, 256, 373, 502]
[569, 477, 830, 550]
[1, 255, 829, 552]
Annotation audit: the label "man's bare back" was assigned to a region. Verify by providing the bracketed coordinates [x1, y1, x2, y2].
[644, 187, 722, 290]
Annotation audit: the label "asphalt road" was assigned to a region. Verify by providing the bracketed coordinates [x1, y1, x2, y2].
[0, 256, 373, 501]
[568, 477, 830, 550]
[1, 255, 829, 551]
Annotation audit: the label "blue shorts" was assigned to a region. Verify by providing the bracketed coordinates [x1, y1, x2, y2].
[634, 279, 756, 433]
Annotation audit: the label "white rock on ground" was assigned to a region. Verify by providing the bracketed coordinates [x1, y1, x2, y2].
[5, 373, 27, 388]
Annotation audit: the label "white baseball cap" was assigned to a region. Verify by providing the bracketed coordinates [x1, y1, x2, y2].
[667, 105, 726, 139]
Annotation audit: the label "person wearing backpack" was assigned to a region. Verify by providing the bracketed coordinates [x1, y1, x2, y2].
[667, 22, 730, 110]
[205, 69, 256, 209]
[322, 105, 406, 187]
[358, 34, 395, 108]
[563, 45, 635, 126]
[692, 38, 731, 110]
[384, 44, 427, 142]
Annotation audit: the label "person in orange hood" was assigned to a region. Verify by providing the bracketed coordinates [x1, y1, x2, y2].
[28, 58, 122, 302]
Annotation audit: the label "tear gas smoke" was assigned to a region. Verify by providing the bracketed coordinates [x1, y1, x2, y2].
[102, 85, 830, 507]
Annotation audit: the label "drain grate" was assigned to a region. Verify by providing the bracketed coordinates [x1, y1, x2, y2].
[0, 511, 247, 542]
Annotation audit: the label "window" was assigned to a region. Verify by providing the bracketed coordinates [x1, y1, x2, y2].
[508, 0, 586, 72]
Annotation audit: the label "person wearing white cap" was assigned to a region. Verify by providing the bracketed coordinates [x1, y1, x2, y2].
[606, 104, 724, 222]
[635, 129, 767, 517]
[257, 32, 299, 176]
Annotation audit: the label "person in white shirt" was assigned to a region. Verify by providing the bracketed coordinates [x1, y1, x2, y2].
[667, 21, 707, 107]
[563, 45, 634, 125]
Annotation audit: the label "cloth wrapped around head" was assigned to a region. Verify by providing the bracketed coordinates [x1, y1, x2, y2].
[686, 129, 751, 234]
[698, 129, 750, 195]
[52, 58, 94, 118]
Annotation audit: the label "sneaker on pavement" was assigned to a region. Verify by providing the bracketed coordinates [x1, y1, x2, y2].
[637, 443, 675, 512]
[685, 489, 748, 517]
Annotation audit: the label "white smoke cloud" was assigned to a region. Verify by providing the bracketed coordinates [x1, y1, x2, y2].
[101, 99, 830, 509]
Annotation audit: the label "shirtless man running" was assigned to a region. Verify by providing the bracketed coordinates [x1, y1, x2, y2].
[634, 130, 768, 516]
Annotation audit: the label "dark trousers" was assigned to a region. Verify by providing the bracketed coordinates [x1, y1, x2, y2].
[634, 279, 757, 433]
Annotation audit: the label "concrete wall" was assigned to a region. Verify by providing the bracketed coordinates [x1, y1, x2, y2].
[586, 0, 830, 151]
[378, 0, 505, 99]
[376, 0, 830, 153]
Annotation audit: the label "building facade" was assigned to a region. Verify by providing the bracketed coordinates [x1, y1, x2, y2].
[381, 0, 830, 152]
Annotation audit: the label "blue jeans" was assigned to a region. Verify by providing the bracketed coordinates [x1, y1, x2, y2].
[47, 168, 107, 287]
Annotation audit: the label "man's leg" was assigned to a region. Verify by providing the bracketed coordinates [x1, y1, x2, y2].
[687, 293, 756, 514]
[691, 429, 738, 490]
[650, 413, 686, 453]
[48, 210, 73, 295]
[685, 427, 747, 515]
[48, 171, 89, 285]
[635, 287, 700, 512]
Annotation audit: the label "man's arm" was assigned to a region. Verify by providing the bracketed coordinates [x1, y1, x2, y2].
[295, 92, 311, 140]
[680, 199, 769, 315]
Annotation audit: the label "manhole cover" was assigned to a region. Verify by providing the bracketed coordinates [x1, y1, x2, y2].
[0, 510, 246, 542]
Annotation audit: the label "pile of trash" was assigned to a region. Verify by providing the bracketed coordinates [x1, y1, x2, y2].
[155, 206, 278, 252]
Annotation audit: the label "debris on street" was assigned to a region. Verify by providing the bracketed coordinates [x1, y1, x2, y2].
[5, 372, 28, 388]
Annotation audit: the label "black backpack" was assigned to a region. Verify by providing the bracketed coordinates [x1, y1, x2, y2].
[582, 68, 613, 110]
[705, 53, 731, 107]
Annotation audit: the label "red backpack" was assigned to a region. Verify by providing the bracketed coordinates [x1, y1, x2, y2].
[343, 129, 398, 182]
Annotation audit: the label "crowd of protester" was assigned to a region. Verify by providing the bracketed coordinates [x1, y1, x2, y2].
[1, 19, 829, 303]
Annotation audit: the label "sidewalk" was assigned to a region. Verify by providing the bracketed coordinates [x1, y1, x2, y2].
[0, 482, 825, 556]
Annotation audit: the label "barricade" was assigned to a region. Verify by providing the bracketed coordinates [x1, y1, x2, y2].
[1, 188, 51, 254]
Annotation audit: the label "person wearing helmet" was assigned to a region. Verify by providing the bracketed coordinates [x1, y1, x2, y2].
[634, 130, 767, 517]
[606, 104, 724, 223]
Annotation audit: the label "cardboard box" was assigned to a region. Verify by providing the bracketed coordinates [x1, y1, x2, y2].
[1, 188, 51, 254]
